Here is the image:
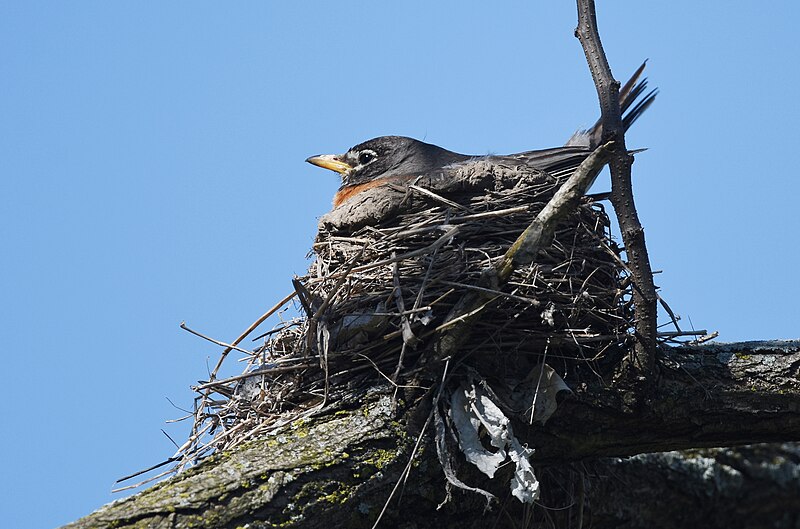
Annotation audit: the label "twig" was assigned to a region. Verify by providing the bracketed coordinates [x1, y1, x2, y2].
[193, 364, 313, 392]
[657, 330, 708, 338]
[658, 294, 682, 333]
[408, 184, 473, 212]
[355, 353, 420, 389]
[437, 280, 541, 306]
[448, 205, 529, 222]
[112, 468, 175, 493]
[392, 254, 418, 348]
[530, 339, 551, 423]
[687, 331, 719, 345]
[433, 295, 501, 334]
[115, 457, 178, 484]
[208, 291, 297, 380]
[180, 322, 254, 356]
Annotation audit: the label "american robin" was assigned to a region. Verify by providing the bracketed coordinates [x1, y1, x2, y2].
[307, 63, 656, 208]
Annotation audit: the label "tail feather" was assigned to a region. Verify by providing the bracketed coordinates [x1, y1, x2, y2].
[623, 85, 658, 131]
[566, 60, 658, 148]
[497, 62, 656, 182]
[618, 60, 648, 114]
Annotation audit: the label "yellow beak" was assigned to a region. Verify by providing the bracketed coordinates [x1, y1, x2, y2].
[305, 154, 352, 174]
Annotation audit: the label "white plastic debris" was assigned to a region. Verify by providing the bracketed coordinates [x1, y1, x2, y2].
[449, 380, 541, 503]
[450, 386, 507, 477]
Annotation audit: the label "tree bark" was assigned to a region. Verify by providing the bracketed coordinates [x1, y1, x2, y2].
[584, 444, 800, 529]
[63, 340, 800, 529]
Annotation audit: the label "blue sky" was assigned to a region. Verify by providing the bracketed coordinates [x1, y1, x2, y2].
[2, 2, 798, 527]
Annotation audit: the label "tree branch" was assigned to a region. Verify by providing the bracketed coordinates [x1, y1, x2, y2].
[531, 340, 800, 462]
[62, 341, 800, 529]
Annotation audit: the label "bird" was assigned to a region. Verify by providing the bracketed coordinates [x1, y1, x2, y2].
[307, 62, 656, 208]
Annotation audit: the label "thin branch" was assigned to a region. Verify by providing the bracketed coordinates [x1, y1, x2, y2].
[575, 0, 658, 376]
[180, 322, 254, 356]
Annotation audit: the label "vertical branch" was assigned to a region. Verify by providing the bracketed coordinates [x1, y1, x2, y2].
[575, 0, 658, 376]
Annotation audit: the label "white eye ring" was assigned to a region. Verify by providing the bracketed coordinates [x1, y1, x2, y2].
[357, 150, 377, 165]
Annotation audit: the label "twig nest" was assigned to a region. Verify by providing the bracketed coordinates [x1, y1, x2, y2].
[311, 168, 631, 381]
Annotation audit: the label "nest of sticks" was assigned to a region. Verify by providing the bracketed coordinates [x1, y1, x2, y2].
[143, 161, 638, 483]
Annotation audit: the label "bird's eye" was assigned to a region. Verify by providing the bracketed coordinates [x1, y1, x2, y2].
[358, 151, 375, 165]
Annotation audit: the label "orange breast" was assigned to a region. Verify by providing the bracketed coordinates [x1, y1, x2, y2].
[333, 175, 415, 208]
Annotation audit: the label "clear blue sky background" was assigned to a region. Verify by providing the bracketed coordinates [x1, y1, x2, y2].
[2, 2, 798, 527]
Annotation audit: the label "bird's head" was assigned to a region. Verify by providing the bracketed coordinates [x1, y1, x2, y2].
[306, 136, 466, 189]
